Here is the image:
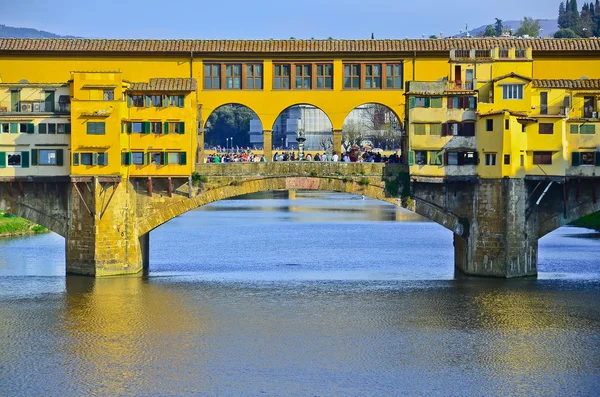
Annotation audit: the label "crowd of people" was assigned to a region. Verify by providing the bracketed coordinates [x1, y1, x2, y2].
[204, 150, 404, 164]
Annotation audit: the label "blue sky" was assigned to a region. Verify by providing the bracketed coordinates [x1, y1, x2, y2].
[2, 0, 558, 39]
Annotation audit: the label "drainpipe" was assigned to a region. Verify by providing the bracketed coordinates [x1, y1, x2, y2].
[412, 50, 416, 82]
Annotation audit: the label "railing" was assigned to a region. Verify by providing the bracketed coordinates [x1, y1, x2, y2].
[498, 49, 510, 58]
[6, 101, 68, 113]
[447, 81, 474, 91]
[583, 108, 598, 118]
[454, 50, 471, 59]
[515, 49, 527, 59]
[475, 49, 491, 59]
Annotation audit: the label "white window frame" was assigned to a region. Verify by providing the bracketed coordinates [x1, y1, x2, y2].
[502, 84, 524, 100]
[0, 123, 8, 133]
[485, 153, 497, 166]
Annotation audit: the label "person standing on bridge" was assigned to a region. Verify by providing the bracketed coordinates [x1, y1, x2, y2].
[332, 152, 339, 162]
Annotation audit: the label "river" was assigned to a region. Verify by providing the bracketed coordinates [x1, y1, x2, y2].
[0, 191, 599, 396]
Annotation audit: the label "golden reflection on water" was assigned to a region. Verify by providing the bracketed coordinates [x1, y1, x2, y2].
[62, 277, 212, 395]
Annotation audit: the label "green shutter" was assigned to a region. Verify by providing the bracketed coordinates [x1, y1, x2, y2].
[424, 97, 431, 108]
[102, 153, 108, 166]
[122, 152, 132, 165]
[408, 150, 415, 165]
[145, 95, 151, 107]
[9, 123, 18, 134]
[44, 91, 55, 112]
[31, 149, 38, 166]
[596, 152, 600, 166]
[179, 152, 187, 165]
[27, 123, 34, 134]
[572, 152, 580, 166]
[179, 121, 185, 134]
[143, 121, 150, 134]
[581, 124, 596, 134]
[39, 123, 47, 134]
[164, 121, 169, 135]
[431, 97, 442, 108]
[73, 153, 79, 166]
[127, 152, 132, 165]
[569, 124, 578, 134]
[21, 151, 29, 168]
[11, 90, 20, 112]
[127, 95, 132, 108]
[56, 149, 63, 166]
[92, 153, 98, 166]
[65, 124, 71, 134]
[145, 152, 151, 165]
[408, 97, 416, 109]
[162, 152, 168, 165]
[0, 152, 5, 168]
[178, 95, 185, 108]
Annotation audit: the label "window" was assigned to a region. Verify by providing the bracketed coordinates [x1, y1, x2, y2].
[57, 124, 67, 134]
[413, 124, 426, 135]
[415, 97, 427, 108]
[484, 153, 497, 166]
[204, 64, 221, 89]
[447, 96, 476, 109]
[81, 153, 93, 165]
[167, 122, 184, 134]
[505, 119, 509, 130]
[429, 124, 442, 136]
[572, 152, 599, 166]
[150, 95, 163, 107]
[533, 151, 552, 165]
[246, 64, 263, 89]
[131, 95, 144, 107]
[385, 64, 403, 89]
[445, 151, 478, 166]
[166, 95, 185, 107]
[225, 64, 242, 89]
[364, 64, 382, 89]
[520, 155, 525, 166]
[515, 48, 527, 58]
[583, 96, 595, 118]
[521, 124, 526, 132]
[1, 123, 9, 133]
[580, 124, 596, 134]
[151, 122, 162, 134]
[97, 152, 108, 166]
[20, 123, 27, 133]
[7, 152, 22, 167]
[39, 149, 57, 165]
[442, 122, 474, 137]
[344, 64, 360, 89]
[273, 64, 290, 89]
[87, 122, 105, 135]
[539, 123, 554, 134]
[486, 119, 494, 131]
[415, 151, 427, 165]
[132, 152, 144, 165]
[103, 90, 114, 100]
[502, 84, 523, 100]
[47, 123, 56, 134]
[499, 48, 509, 58]
[295, 64, 311, 89]
[168, 152, 187, 165]
[132, 122, 143, 133]
[461, 122, 475, 136]
[581, 152, 596, 165]
[504, 154, 510, 165]
[150, 152, 163, 165]
[169, 152, 181, 164]
[447, 152, 458, 165]
[316, 64, 333, 89]
[429, 151, 443, 166]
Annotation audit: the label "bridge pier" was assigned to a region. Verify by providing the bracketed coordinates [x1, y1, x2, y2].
[454, 178, 538, 278]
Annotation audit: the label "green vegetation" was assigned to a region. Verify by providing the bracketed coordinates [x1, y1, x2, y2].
[556, 0, 600, 37]
[0, 212, 47, 237]
[516, 17, 541, 37]
[191, 172, 208, 186]
[342, 176, 352, 183]
[309, 170, 319, 177]
[570, 211, 600, 231]
[358, 177, 370, 186]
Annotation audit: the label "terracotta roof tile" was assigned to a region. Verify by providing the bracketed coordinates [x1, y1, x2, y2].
[128, 78, 196, 92]
[478, 109, 529, 117]
[532, 79, 600, 89]
[491, 72, 532, 83]
[0, 38, 599, 54]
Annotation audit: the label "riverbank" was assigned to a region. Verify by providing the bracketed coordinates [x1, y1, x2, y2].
[571, 212, 600, 232]
[0, 212, 47, 237]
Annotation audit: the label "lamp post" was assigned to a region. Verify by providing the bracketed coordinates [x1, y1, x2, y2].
[225, 138, 229, 151]
[230, 137, 234, 152]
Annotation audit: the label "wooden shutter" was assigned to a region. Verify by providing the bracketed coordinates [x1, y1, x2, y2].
[581, 124, 596, 134]
[102, 153, 108, 166]
[27, 123, 34, 134]
[408, 150, 415, 165]
[0, 152, 5, 168]
[143, 121, 150, 134]
[44, 91, 55, 112]
[31, 149, 38, 166]
[127, 95, 132, 107]
[73, 153, 79, 166]
[571, 152, 580, 166]
[179, 122, 185, 134]
[145, 152, 150, 165]
[92, 153, 98, 166]
[21, 151, 29, 168]
[9, 123, 18, 134]
[179, 152, 187, 165]
[145, 95, 151, 107]
[447, 97, 454, 109]
[596, 152, 600, 166]
[570, 124, 578, 134]
[178, 95, 185, 108]
[39, 123, 47, 134]
[469, 96, 476, 109]
[164, 122, 169, 135]
[56, 149, 63, 166]
[441, 123, 448, 136]
[431, 97, 442, 108]
[162, 152, 168, 165]
[443, 151, 448, 165]
[424, 97, 431, 108]
[66, 123, 71, 134]
[408, 97, 416, 109]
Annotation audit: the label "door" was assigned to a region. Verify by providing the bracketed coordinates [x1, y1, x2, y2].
[10, 90, 19, 112]
[465, 69, 473, 90]
[44, 91, 55, 113]
[454, 65, 462, 88]
[583, 96, 595, 118]
[540, 92, 548, 115]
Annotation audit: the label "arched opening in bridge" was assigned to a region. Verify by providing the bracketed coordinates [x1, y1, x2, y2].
[342, 103, 404, 160]
[272, 104, 333, 155]
[204, 104, 263, 153]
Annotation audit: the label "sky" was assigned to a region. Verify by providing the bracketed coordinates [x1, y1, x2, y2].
[1, 0, 558, 39]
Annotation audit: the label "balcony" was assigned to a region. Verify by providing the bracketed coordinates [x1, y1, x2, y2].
[0, 100, 70, 114]
[447, 81, 474, 91]
[583, 107, 598, 119]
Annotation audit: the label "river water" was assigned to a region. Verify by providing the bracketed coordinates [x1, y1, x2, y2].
[0, 191, 599, 397]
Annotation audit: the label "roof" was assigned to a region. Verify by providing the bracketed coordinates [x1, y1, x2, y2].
[478, 109, 529, 117]
[490, 72, 532, 83]
[0, 38, 600, 54]
[128, 78, 197, 92]
[532, 79, 600, 89]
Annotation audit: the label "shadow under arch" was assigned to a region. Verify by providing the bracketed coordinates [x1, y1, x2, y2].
[342, 102, 405, 153]
[203, 103, 264, 151]
[270, 103, 334, 151]
[137, 174, 459, 237]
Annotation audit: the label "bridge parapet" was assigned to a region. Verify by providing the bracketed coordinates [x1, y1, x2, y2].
[194, 162, 407, 177]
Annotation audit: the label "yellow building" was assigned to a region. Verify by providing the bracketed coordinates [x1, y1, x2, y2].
[0, 38, 598, 181]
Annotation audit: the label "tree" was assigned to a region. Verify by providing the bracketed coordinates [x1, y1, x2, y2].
[554, 28, 579, 37]
[516, 17, 541, 37]
[483, 25, 497, 37]
[429, 34, 438, 39]
[341, 120, 365, 152]
[559, 2, 569, 28]
[205, 105, 255, 148]
[494, 18, 503, 36]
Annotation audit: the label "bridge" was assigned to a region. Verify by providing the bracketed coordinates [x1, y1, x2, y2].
[0, 163, 598, 278]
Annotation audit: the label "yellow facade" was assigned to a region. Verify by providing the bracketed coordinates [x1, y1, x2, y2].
[0, 38, 598, 181]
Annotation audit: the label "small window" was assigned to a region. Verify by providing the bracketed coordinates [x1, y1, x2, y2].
[225, 64, 242, 89]
[504, 154, 510, 165]
[169, 152, 180, 164]
[581, 152, 596, 165]
[504, 119, 509, 130]
[1, 123, 9, 133]
[132, 152, 144, 165]
[343, 64, 360, 89]
[20, 123, 27, 133]
[385, 64, 403, 89]
[131, 95, 144, 107]
[168, 122, 181, 134]
[7, 152, 22, 167]
[521, 124, 526, 132]
[539, 123, 554, 134]
[429, 124, 442, 136]
[57, 124, 67, 134]
[502, 84, 524, 100]
[273, 64, 291, 89]
[295, 64, 311, 89]
[103, 90, 114, 100]
[166, 95, 184, 107]
[151, 122, 162, 134]
[520, 154, 525, 166]
[204, 64, 221, 89]
[87, 122, 105, 135]
[151, 95, 163, 107]
[97, 152, 108, 166]
[413, 124, 426, 135]
[364, 64, 382, 89]
[463, 152, 477, 165]
[81, 153, 93, 165]
[533, 151, 552, 165]
[415, 151, 427, 165]
[132, 122, 143, 133]
[39, 149, 57, 165]
[150, 152, 163, 165]
[486, 119, 493, 131]
[447, 152, 458, 165]
[47, 123, 56, 134]
[485, 153, 497, 166]
[316, 64, 333, 89]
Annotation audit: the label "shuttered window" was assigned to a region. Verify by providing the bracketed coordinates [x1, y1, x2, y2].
[539, 123, 554, 134]
[413, 124, 426, 135]
[533, 151, 552, 165]
[86, 122, 106, 135]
